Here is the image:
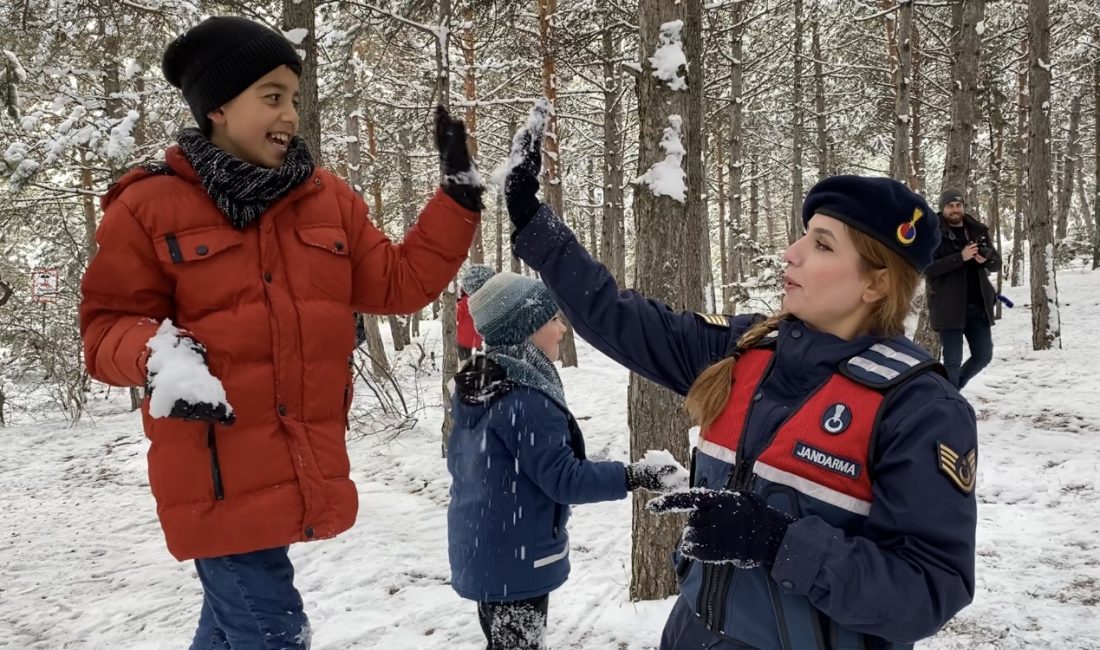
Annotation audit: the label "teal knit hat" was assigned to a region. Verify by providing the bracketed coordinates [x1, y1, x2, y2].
[459, 264, 495, 296]
[467, 272, 559, 346]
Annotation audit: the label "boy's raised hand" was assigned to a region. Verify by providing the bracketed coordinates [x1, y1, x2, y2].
[434, 105, 485, 212]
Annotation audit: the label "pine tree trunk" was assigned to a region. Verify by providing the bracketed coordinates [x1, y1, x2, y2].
[282, 0, 320, 163]
[717, 138, 729, 311]
[1011, 39, 1028, 286]
[343, 63, 389, 376]
[629, 0, 705, 602]
[986, 87, 1006, 320]
[495, 190, 504, 272]
[588, 157, 599, 264]
[461, 19, 485, 264]
[1055, 94, 1081, 242]
[367, 116, 385, 230]
[749, 157, 760, 244]
[764, 171, 774, 247]
[727, 1, 745, 312]
[788, 0, 804, 244]
[437, 0, 460, 452]
[941, 0, 985, 196]
[812, 8, 828, 179]
[1094, 27, 1100, 270]
[536, 0, 578, 368]
[1027, 0, 1060, 350]
[890, 0, 913, 182]
[910, 22, 925, 192]
[600, 12, 626, 284]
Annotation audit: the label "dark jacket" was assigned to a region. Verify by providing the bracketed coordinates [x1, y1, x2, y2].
[446, 356, 628, 602]
[513, 205, 978, 648]
[924, 213, 1002, 331]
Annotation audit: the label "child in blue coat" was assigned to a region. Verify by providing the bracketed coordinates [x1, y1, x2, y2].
[447, 270, 684, 650]
[501, 121, 977, 650]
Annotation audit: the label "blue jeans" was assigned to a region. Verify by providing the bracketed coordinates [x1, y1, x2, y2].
[939, 303, 994, 389]
[190, 546, 310, 650]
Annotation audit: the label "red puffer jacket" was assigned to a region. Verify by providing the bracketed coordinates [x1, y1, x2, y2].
[455, 294, 483, 349]
[80, 146, 478, 560]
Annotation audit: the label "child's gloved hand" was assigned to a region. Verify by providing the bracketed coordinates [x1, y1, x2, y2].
[145, 322, 235, 426]
[434, 105, 485, 212]
[626, 461, 688, 492]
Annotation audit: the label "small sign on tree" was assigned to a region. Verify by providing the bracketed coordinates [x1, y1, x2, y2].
[30, 268, 60, 303]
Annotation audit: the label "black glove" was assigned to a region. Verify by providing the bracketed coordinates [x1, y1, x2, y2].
[504, 129, 543, 232]
[435, 105, 484, 212]
[168, 398, 235, 425]
[146, 335, 236, 426]
[647, 490, 795, 568]
[625, 462, 682, 492]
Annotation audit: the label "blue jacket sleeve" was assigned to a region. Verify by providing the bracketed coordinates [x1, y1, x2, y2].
[769, 378, 977, 643]
[494, 389, 628, 505]
[513, 205, 753, 395]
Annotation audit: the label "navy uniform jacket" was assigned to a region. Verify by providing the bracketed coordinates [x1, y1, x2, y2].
[513, 206, 977, 647]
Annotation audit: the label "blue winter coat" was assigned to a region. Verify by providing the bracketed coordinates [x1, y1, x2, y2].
[446, 356, 629, 602]
[513, 205, 978, 648]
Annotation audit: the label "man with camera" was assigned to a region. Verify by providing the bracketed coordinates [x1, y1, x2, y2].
[924, 189, 1002, 389]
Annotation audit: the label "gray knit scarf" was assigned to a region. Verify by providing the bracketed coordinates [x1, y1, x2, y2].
[488, 341, 567, 412]
[175, 128, 315, 229]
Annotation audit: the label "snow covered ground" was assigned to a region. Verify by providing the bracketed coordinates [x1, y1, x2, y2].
[1, 265, 1098, 649]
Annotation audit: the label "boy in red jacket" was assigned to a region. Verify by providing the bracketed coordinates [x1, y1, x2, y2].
[79, 16, 481, 648]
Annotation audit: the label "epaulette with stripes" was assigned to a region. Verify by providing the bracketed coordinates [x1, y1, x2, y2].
[839, 340, 942, 390]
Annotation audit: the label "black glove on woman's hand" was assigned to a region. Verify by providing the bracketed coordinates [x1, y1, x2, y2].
[648, 490, 795, 568]
[435, 105, 484, 212]
[503, 98, 553, 231]
[504, 130, 542, 231]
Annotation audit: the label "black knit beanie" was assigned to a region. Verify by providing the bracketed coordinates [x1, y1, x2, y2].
[162, 16, 302, 134]
[938, 189, 965, 211]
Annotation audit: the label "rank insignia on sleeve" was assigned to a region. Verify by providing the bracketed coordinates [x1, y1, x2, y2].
[695, 313, 729, 328]
[937, 442, 977, 494]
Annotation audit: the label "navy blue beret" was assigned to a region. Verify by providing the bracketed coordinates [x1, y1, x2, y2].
[802, 175, 940, 272]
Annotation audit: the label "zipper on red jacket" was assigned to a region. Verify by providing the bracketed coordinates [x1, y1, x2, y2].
[207, 423, 225, 501]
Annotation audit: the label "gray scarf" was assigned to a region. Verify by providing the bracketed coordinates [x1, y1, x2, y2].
[175, 128, 315, 229]
[487, 341, 567, 412]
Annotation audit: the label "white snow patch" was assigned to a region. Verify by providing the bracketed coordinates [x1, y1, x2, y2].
[636, 115, 687, 203]
[283, 28, 310, 45]
[145, 320, 232, 419]
[649, 20, 688, 92]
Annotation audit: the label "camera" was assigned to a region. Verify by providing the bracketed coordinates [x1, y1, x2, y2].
[974, 235, 993, 259]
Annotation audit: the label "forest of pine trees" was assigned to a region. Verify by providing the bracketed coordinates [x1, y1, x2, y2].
[2, 0, 1099, 598]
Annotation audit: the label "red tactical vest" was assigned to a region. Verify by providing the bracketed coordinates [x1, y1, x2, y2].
[698, 348, 886, 516]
